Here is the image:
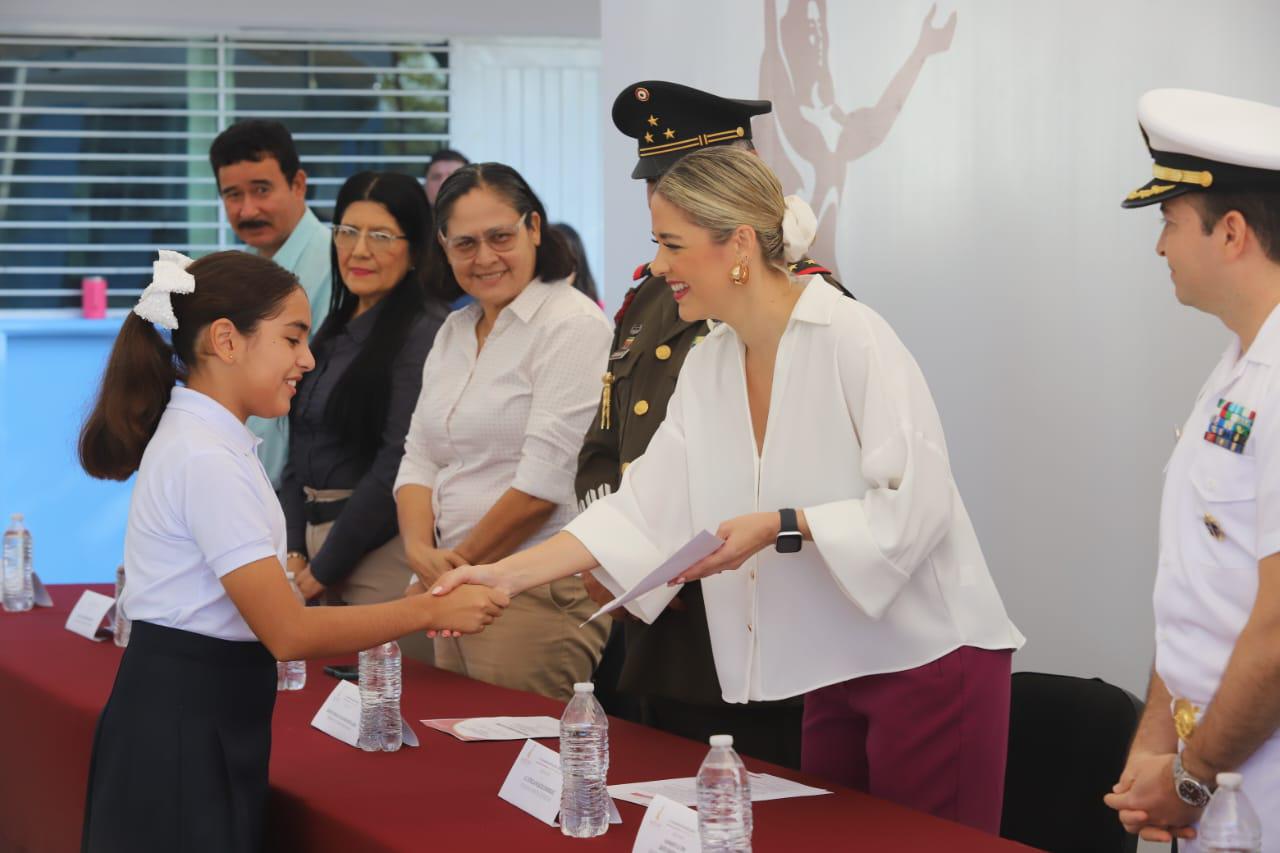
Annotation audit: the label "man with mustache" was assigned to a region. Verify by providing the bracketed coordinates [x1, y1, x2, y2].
[209, 119, 332, 489]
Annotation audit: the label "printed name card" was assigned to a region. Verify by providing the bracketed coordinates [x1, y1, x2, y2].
[309, 681, 419, 749]
[498, 739, 622, 828]
[632, 794, 701, 853]
[311, 680, 362, 747]
[64, 590, 115, 641]
[32, 573, 53, 608]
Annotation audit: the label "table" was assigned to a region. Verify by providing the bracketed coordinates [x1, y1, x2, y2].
[0, 585, 1037, 852]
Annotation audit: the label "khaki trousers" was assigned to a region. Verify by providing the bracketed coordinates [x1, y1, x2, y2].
[433, 573, 608, 703]
[303, 487, 434, 665]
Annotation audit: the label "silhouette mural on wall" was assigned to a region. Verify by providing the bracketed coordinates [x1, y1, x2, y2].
[757, 1, 956, 272]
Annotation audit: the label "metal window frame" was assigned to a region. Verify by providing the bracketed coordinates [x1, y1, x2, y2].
[0, 30, 452, 307]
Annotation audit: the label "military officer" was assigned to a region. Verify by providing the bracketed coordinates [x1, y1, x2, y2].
[1105, 89, 1280, 849]
[575, 80, 849, 768]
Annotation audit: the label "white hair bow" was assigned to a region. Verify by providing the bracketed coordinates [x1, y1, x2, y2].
[133, 250, 196, 330]
[781, 195, 818, 263]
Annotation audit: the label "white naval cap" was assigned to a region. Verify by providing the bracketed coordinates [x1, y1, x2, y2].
[1123, 89, 1280, 208]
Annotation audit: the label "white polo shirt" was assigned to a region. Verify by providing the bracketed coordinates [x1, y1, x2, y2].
[1156, 303, 1280, 847]
[121, 386, 285, 642]
[566, 280, 1024, 703]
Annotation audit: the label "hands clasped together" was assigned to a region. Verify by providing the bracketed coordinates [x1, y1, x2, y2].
[1103, 752, 1200, 844]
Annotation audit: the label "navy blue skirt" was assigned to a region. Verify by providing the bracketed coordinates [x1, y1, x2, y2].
[81, 620, 277, 853]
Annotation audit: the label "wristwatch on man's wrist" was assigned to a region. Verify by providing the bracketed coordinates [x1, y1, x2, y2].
[775, 508, 803, 554]
[1173, 752, 1214, 807]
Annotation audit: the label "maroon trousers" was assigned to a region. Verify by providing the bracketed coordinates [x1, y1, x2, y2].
[801, 646, 1013, 834]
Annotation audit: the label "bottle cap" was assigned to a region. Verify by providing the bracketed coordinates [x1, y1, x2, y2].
[574, 682, 595, 694]
[710, 734, 734, 747]
[1216, 772, 1243, 789]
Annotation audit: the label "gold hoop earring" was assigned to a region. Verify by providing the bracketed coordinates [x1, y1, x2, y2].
[730, 258, 749, 286]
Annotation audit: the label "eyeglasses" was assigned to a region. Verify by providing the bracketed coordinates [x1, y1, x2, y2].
[439, 212, 528, 259]
[332, 224, 408, 253]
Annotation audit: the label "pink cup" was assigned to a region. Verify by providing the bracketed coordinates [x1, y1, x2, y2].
[81, 276, 107, 319]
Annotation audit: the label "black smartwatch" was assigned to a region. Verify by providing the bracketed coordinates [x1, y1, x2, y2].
[775, 508, 803, 553]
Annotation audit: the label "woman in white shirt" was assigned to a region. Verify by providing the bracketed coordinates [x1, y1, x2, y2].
[76, 251, 507, 853]
[395, 163, 611, 701]
[432, 147, 1025, 831]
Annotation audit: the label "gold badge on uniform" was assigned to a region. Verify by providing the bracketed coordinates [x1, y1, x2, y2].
[1204, 513, 1225, 541]
[599, 372, 613, 430]
[655, 345, 672, 361]
[1173, 698, 1200, 741]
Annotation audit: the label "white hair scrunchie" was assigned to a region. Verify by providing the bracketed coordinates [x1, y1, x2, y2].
[781, 195, 818, 264]
[133, 250, 196, 330]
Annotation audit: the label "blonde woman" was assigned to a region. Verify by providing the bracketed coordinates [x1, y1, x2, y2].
[433, 147, 1024, 831]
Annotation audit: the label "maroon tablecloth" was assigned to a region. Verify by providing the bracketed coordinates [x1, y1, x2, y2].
[0, 585, 1037, 852]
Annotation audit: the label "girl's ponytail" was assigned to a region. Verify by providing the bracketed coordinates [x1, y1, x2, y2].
[78, 313, 179, 480]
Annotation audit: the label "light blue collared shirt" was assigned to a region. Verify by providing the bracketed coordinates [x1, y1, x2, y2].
[248, 206, 332, 489]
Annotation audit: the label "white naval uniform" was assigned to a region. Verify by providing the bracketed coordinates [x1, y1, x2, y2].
[1156, 304, 1280, 850]
[565, 280, 1024, 704]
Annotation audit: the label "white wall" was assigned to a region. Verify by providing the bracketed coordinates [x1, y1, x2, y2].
[450, 38, 603, 291]
[0, 0, 599, 38]
[601, 0, 1280, 696]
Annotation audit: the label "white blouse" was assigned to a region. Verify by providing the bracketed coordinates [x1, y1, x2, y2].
[395, 279, 611, 550]
[122, 386, 285, 642]
[565, 280, 1024, 703]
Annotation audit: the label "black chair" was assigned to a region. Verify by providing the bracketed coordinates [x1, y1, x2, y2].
[1000, 672, 1143, 853]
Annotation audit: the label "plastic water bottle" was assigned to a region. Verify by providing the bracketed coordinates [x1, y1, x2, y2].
[560, 682, 610, 837]
[697, 734, 753, 852]
[275, 572, 306, 691]
[1200, 772, 1262, 852]
[112, 564, 131, 647]
[357, 641, 402, 752]
[2, 514, 33, 612]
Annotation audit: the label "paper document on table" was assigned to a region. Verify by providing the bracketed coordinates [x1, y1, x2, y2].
[421, 716, 560, 742]
[609, 773, 831, 808]
[582, 530, 723, 625]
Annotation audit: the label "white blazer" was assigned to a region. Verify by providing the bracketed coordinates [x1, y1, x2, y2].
[565, 280, 1024, 703]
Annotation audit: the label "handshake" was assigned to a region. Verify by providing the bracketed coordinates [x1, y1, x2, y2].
[403, 545, 511, 638]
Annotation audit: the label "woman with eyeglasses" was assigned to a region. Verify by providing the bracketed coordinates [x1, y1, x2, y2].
[279, 172, 450, 632]
[395, 163, 612, 700]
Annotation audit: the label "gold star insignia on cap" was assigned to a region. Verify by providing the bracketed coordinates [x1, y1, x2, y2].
[663, 128, 676, 139]
[643, 132, 654, 143]
[647, 115, 659, 127]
